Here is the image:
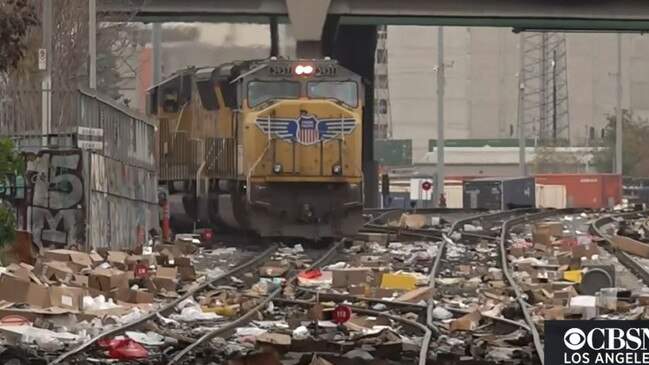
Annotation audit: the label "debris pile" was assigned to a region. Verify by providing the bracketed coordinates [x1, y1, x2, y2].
[430, 234, 536, 364]
[0, 240, 206, 359]
[221, 304, 422, 364]
[297, 240, 435, 306]
[508, 214, 649, 328]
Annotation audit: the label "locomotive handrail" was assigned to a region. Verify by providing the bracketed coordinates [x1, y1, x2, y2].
[246, 143, 272, 202]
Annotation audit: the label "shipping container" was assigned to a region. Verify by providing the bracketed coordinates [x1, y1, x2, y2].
[536, 184, 567, 208]
[444, 185, 464, 208]
[535, 174, 621, 209]
[463, 177, 536, 210]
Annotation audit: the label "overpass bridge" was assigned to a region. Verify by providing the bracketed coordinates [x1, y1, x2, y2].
[100, 0, 649, 207]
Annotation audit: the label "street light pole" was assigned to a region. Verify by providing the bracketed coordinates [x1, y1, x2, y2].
[615, 33, 623, 175]
[89, 0, 97, 89]
[152, 24, 162, 84]
[41, 0, 52, 147]
[434, 27, 445, 208]
[517, 34, 526, 176]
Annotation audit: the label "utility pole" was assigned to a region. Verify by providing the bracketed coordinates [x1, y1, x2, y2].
[552, 50, 557, 141]
[517, 34, 526, 176]
[41, 0, 52, 147]
[89, 0, 97, 89]
[152, 24, 163, 84]
[615, 33, 623, 175]
[434, 27, 445, 208]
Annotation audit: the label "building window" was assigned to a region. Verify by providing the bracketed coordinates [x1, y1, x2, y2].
[378, 99, 388, 114]
[376, 49, 388, 64]
[376, 75, 388, 89]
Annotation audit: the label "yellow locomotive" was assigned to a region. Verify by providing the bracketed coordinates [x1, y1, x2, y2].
[148, 58, 364, 240]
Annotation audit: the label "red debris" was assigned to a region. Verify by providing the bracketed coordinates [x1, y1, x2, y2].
[298, 270, 322, 279]
[101, 338, 148, 360]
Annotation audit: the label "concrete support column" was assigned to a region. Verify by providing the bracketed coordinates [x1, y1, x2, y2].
[285, 0, 331, 58]
[332, 25, 379, 208]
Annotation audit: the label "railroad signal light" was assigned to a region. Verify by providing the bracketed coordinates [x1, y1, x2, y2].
[201, 229, 213, 241]
[422, 181, 432, 191]
[134, 264, 149, 279]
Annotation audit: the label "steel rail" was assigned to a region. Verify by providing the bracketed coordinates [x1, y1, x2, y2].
[363, 207, 489, 226]
[271, 297, 432, 364]
[167, 239, 345, 364]
[51, 245, 278, 365]
[291, 288, 531, 331]
[498, 208, 592, 365]
[426, 207, 541, 338]
[590, 209, 649, 286]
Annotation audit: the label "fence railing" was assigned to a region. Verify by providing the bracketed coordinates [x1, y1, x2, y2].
[0, 87, 156, 171]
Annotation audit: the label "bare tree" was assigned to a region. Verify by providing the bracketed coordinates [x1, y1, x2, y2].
[0, 0, 38, 74]
[0, 0, 151, 135]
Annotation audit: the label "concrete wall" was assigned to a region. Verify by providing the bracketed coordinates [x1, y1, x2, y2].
[11, 149, 159, 251]
[387, 27, 649, 161]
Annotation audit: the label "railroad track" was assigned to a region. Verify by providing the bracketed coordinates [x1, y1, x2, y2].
[167, 240, 345, 364]
[49, 244, 284, 364]
[425, 208, 593, 365]
[590, 209, 649, 287]
[46, 208, 621, 365]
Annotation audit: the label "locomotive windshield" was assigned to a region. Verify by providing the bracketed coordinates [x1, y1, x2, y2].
[307, 81, 358, 108]
[248, 81, 301, 107]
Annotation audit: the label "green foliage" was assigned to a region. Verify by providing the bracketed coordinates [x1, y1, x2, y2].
[0, 206, 15, 247]
[0, 137, 24, 175]
[0, 137, 22, 247]
[531, 140, 587, 174]
[592, 110, 649, 176]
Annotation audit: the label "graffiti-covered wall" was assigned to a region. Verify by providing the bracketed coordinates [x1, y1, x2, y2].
[5, 149, 159, 251]
[23, 150, 85, 249]
[88, 153, 158, 249]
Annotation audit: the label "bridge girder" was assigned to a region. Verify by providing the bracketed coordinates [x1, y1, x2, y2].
[101, 0, 649, 32]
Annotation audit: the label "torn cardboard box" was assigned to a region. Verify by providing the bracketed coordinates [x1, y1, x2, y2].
[0, 275, 50, 308]
[43, 249, 93, 272]
[153, 266, 178, 292]
[88, 267, 129, 293]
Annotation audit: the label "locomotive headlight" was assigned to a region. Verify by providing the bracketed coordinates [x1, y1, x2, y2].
[332, 164, 342, 175]
[294, 64, 314, 75]
[273, 163, 283, 174]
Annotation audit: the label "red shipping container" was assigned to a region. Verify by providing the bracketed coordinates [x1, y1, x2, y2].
[534, 173, 621, 209]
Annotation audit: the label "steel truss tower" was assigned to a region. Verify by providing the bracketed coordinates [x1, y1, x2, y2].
[374, 25, 393, 139]
[521, 32, 570, 142]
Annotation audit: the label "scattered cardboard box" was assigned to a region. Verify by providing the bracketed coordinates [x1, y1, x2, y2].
[398, 213, 426, 229]
[107, 251, 129, 270]
[449, 311, 481, 331]
[611, 235, 649, 259]
[115, 288, 154, 304]
[153, 266, 178, 292]
[88, 267, 128, 293]
[50, 286, 86, 311]
[0, 275, 50, 308]
[396, 287, 433, 303]
[380, 273, 417, 290]
[331, 268, 374, 288]
[43, 249, 93, 272]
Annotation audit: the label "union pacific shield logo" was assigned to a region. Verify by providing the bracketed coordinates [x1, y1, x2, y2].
[255, 115, 357, 146]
